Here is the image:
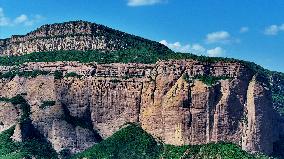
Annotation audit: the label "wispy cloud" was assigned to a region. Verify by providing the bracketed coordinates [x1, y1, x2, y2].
[264, 24, 284, 35]
[0, 7, 43, 26]
[240, 27, 249, 33]
[0, 8, 9, 26]
[205, 31, 231, 44]
[127, 0, 166, 7]
[207, 47, 225, 57]
[160, 40, 225, 57]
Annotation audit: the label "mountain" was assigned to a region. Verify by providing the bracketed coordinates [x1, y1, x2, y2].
[0, 20, 283, 159]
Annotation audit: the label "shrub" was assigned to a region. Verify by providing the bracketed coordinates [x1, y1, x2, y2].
[40, 101, 56, 109]
[59, 149, 71, 159]
[54, 70, 63, 79]
[65, 72, 82, 78]
[182, 73, 191, 83]
[10, 95, 26, 105]
[17, 70, 49, 78]
[194, 75, 230, 86]
[0, 70, 50, 79]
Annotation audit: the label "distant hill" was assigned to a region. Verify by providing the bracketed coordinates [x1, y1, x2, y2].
[0, 20, 170, 56]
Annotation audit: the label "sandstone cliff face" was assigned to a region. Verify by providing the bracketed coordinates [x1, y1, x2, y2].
[0, 60, 280, 155]
[242, 75, 277, 154]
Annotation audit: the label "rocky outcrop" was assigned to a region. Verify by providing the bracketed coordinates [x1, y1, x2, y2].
[242, 75, 277, 154]
[0, 60, 280, 155]
[0, 102, 19, 132]
[0, 21, 166, 56]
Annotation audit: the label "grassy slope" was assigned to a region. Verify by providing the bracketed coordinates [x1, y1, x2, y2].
[72, 124, 269, 159]
[72, 124, 162, 159]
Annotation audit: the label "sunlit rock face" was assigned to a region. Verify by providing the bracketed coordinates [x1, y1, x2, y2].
[0, 59, 279, 155]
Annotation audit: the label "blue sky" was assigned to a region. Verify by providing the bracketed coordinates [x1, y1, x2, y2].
[0, 0, 284, 72]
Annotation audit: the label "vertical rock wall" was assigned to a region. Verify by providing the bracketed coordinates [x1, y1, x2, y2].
[242, 75, 277, 154]
[0, 61, 280, 155]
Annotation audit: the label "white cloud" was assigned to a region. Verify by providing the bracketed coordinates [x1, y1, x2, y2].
[127, 0, 165, 6]
[206, 31, 231, 43]
[24, 15, 43, 26]
[160, 40, 224, 57]
[0, 7, 10, 26]
[0, 7, 42, 26]
[240, 27, 249, 33]
[190, 44, 206, 55]
[264, 24, 284, 35]
[14, 14, 28, 24]
[160, 40, 205, 55]
[207, 47, 225, 57]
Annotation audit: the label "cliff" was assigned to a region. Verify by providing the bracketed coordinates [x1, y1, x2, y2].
[0, 21, 283, 157]
[0, 60, 280, 155]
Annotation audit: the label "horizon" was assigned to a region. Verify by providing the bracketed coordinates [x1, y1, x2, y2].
[0, 0, 284, 72]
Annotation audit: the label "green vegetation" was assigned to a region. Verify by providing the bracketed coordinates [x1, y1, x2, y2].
[11, 95, 30, 123]
[0, 49, 166, 65]
[161, 142, 270, 159]
[54, 70, 63, 79]
[160, 144, 200, 159]
[194, 75, 231, 86]
[0, 126, 58, 159]
[270, 71, 284, 116]
[72, 124, 270, 159]
[40, 100, 56, 109]
[59, 149, 72, 159]
[0, 97, 10, 102]
[65, 72, 82, 78]
[0, 48, 267, 75]
[0, 95, 58, 158]
[0, 70, 50, 79]
[72, 123, 162, 159]
[272, 94, 284, 105]
[0, 126, 18, 157]
[0, 95, 31, 123]
[192, 143, 256, 159]
[182, 73, 191, 83]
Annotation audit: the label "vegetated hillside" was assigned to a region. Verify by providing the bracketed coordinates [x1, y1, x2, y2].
[0, 20, 170, 56]
[0, 126, 57, 159]
[72, 124, 269, 159]
[270, 71, 284, 116]
[0, 124, 271, 159]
